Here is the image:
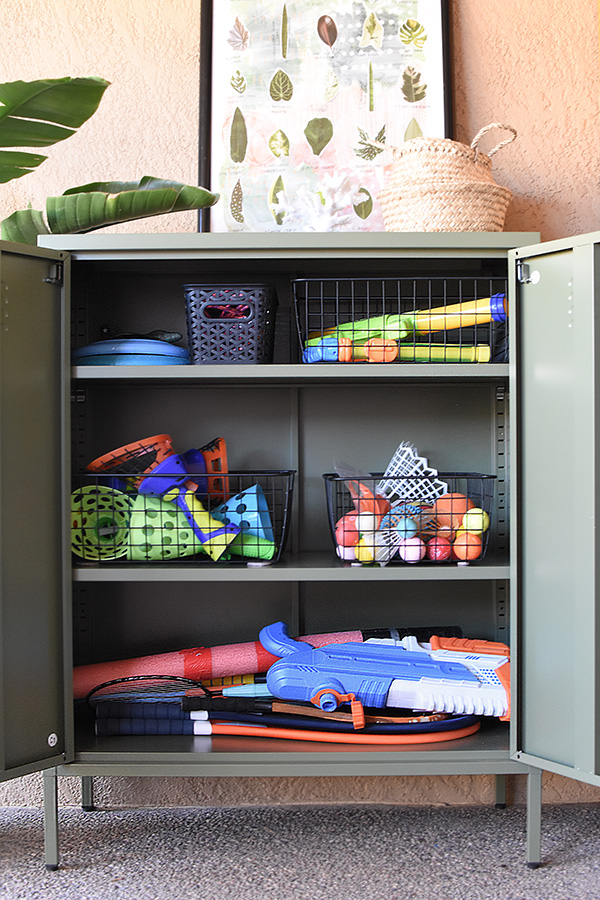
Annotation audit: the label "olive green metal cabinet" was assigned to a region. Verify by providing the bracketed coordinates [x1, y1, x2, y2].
[2, 231, 598, 868]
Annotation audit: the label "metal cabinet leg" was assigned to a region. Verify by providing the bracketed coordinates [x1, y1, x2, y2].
[81, 776, 95, 811]
[526, 767, 543, 868]
[42, 768, 59, 870]
[494, 774, 507, 808]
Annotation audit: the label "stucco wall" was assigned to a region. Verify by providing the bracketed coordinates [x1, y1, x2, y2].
[1, 0, 599, 809]
[0, 0, 201, 234]
[451, 0, 600, 240]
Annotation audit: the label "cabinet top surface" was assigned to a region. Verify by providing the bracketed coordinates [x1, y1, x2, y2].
[36, 231, 541, 256]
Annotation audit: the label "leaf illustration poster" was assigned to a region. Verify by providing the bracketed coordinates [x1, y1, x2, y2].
[208, 1, 449, 232]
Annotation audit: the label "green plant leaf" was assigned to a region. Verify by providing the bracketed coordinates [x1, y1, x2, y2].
[402, 67, 427, 103]
[304, 118, 333, 156]
[404, 117, 423, 140]
[324, 69, 339, 102]
[281, 4, 288, 59]
[1, 177, 220, 244]
[230, 180, 244, 223]
[353, 188, 373, 220]
[354, 125, 386, 161]
[49, 177, 219, 235]
[0, 76, 109, 182]
[268, 129, 290, 157]
[0, 207, 50, 243]
[230, 107, 248, 163]
[359, 11, 383, 50]
[269, 69, 293, 101]
[230, 71, 247, 94]
[268, 175, 285, 225]
[399, 19, 427, 50]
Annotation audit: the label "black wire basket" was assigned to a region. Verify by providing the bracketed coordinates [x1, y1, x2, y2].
[324, 472, 496, 565]
[293, 276, 508, 364]
[71, 470, 295, 565]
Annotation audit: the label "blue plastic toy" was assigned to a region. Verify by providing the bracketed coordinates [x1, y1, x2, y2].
[259, 621, 510, 719]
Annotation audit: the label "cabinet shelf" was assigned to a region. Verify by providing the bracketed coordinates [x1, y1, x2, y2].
[73, 363, 510, 383]
[69, 719, 515, 776]
[72, 552, 510, 582]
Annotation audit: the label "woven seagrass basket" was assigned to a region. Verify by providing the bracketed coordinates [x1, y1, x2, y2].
[376, 123, 517, 233]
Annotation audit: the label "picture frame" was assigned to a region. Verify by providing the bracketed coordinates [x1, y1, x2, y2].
[199, 0, 452, 233]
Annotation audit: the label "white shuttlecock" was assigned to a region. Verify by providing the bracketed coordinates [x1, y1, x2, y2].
[377, 442, 448, 504]
[357, 529, 404, 566]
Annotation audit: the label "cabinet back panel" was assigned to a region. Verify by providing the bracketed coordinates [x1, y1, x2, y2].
[299, 383, 501, 552]
[74, 580, 506, 666]
[71, 256, 508, 367]
[78, 582, 295, 664]
[82, 386, 296, 472]
[299, 582, 504, 643]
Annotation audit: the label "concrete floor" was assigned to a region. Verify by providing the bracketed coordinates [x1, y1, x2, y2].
[1, 803, 600, 899]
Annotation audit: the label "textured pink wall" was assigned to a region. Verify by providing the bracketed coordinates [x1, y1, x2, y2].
[451, 0, 600, 240]
[0, 1, 596, 240]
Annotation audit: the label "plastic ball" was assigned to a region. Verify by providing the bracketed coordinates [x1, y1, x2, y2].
[335, 512, 360, 547]
[336, 544, 357, 561]
[380, 511, 418, 539]
[433, 493, 475, 530]
[398, 536, 426, 563]
[354, 536, 376, 564]
[395, 515, 417, 540]
[355, 512, 382, 534]
[461, 507, 490, 534]
[426, 535, 452, 562]
[453, 530, 483, 561]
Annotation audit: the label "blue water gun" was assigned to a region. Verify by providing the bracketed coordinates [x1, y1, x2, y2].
[259, 622, 510, 724]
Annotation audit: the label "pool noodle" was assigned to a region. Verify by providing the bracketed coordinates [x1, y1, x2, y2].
[73, 630, 363, 699]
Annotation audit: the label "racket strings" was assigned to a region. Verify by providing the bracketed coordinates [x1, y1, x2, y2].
[86, 674, 208, 707]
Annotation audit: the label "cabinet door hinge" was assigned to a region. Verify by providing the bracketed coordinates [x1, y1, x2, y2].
[44, 263, 64, 286]
[516, 260, 540, 285]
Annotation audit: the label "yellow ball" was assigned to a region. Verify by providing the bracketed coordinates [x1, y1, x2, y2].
[461, 507, 490, 534]
[355, 536, 375, 564]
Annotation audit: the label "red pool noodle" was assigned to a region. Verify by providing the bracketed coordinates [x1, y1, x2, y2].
[73, 630, 362, 699]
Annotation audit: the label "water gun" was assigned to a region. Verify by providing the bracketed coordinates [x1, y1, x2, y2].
[259, 622, 510, 725]
[302, 293, 506, 363]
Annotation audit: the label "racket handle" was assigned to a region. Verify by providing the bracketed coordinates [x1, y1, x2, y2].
[164, 488, 240, 561]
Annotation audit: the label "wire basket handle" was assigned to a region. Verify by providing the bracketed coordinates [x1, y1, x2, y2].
[470, 123, 517, 158]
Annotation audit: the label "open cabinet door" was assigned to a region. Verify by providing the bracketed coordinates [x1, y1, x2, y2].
[0, 242, 73, 780]
[510, 232, 600, 788]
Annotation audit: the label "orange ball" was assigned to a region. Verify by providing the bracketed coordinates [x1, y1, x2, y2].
[452, 530, 483, 561]
[433, 493, 475, 530]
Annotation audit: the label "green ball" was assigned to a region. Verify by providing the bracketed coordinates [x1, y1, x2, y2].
[461, 507, 490, 534]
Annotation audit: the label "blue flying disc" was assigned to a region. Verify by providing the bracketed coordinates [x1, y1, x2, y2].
[72, 339, 190, 365]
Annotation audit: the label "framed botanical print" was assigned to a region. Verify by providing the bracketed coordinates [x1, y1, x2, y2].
[199, 0, 452, 232]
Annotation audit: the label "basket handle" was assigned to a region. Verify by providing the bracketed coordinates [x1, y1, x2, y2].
[470, 123, 517, 158]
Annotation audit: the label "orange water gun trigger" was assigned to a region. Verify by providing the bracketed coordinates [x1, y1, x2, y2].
[310, 689, 366, 730]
